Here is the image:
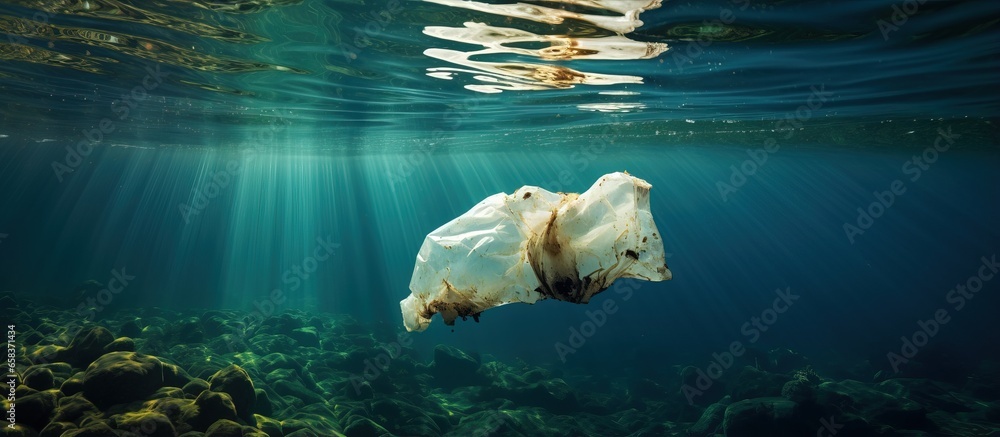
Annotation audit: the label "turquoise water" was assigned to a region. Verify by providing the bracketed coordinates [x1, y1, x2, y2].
[1, 0, 999, 436]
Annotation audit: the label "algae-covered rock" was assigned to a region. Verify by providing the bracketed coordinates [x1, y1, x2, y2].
[82, 351, 164, 407]
[265, 313, 304, 336]
[103, 336, 135, 353]
[282, 413, 341, 435]
[148, 386, 187, 400]
[2, 423, 41, 437]
[278, 419, 311, 435]
[23, 367, 55, 391]
[184, 390, 240, 431]
[51, 393, 100, 423]
[205, 419, 245, 437]
[184, 378, 211, 396]
[62, 421, 116, 437]
[66, 326, 115, 368]
[730, 366, 790, 401]
[483, 378, 579, 415]
[18, 390, 60, 430]
[39, 421, 76, 437]
[284, 430, 325, 437]
[119, 319, 142, 338]
[432, 344, 484, 389]
[781, 378, 816, 403]
[110, 411, 176, 437]
[449, 408, 524, 436]
[26, 345, 65, 367]
[59, 372, 85, 396]
[722, 397, 807, 436]
[144, 397, 193, 432]
[687, 401, 726, 436]
[209, 364, 257, 422]
[176, 318, 206, 343]
[254, 388, 273, 417]
[255, 414, 283, 437]
[273, 379, 324, 406]
[288, 328, 319, 348]
[816, 379, 931, 430]
[679, 365, 726, 405]
[259, 353, 302, 373]
[343, 416, 390, 437]
[249, 334, 296, 355]
[163, 361, 194, 388]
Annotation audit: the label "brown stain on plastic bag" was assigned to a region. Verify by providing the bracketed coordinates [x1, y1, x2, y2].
[420, 279, 488, 325]
[526, 193, 624, 304]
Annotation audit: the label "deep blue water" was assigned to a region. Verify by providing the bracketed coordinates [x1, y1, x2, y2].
[2, 135, 998, 373]
[1, 0, 999, 435]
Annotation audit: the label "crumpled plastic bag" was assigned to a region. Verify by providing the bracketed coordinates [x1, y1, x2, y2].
[400, 172, 671, 332]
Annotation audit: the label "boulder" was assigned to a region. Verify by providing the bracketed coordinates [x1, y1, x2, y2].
[184, 390, 240, 432]
[82, 352, 164, 408]
[722, 397, 810, 436]
[23, 367, 55, 391]
[40, 421, 77, 437]
[204, 419, 244, 437]
[66, 326, 115, 368]
[183, 378, 211, 397]
[119, 319, 142, 338]
[209, 365, 257, 422]
[288, 328, 319, 348]
[59, 372, 85, 396]
[111, 411, 176, 437]
[687, 402, 726, 436]
[51, 393, 100, 423]
[344, 416, 391, 437]
[730, 366, 790, 401]
[255, 414, 283, 437]
[18, 390, 59, 430]
[62, 421, 116, 437]
[254, 388, 273, 417]
[432, 345, 483, 389]
[103, 337, 135, 353]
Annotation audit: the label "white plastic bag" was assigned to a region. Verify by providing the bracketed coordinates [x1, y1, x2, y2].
[400, 172, 671, 332]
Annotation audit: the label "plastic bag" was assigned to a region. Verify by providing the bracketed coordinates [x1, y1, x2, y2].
[400, 172, 671, 332]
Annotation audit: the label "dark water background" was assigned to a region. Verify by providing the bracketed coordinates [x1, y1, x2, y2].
[1, 0, 999, 381]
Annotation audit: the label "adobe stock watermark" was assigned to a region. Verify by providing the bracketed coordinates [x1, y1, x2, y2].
[842, 126, 958, 244]
[681, 287, 799, 404]
[469, 409, 510, 437]
[51, 64, 171, 182]
[73, 268, 137, 323]
[817, 415, 844, 437]
[337, 0, 403, 63]
[670, 0, 750, 72]
[387, 98, 482, 186]
[887, 254, 997, 373]
[7, 325, 16, 429]
[553, 279, 641, 363]
[27, 268, 139, 366]
[348, 331, 412, 396]
[538, 122, 620, 195]
[224, 236, 340, 356]
[553, 252, 673, 363]
[717, 84, 832, 202]
[877, 0, 927, 41]
[178, 160, 247, 225]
